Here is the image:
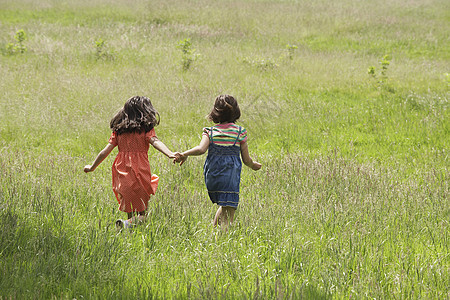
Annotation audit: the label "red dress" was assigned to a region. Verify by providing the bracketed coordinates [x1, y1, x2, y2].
[108, 129, 159, 213]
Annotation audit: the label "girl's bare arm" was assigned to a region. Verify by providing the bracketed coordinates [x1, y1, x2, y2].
[240, 141, 261, 170]
[84, 143, 115, 172]
[174, 135, 210, 165]
[182, 135, 210, 156]
[149, 136, 175, 158]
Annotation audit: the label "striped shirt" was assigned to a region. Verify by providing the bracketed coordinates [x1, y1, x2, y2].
[203, 123, 248, 147]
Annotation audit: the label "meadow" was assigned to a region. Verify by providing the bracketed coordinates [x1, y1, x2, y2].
[0, 0, 448, 298]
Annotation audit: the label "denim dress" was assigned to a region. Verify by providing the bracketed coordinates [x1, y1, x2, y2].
[203, 127, 242, 208]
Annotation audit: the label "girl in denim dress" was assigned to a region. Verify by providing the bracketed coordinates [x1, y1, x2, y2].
[174, 95, 261, 229]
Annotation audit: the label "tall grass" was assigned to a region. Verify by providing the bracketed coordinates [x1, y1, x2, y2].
[0, 0, 448, 298]
[0, 149, 447, 298]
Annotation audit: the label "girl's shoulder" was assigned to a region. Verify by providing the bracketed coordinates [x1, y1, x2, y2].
[111, 128, 156, 142]
[226, 124, 248, 143]
[203, 123, 247, 133]
[202, 123, 240, 132]
[202, 123, 247, 144]
[208, 123, 246, 131]
[221, 123, 247, 135]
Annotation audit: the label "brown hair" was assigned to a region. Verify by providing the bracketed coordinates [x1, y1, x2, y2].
[110, 96, 160, 134]
[208, 94, 241, 123]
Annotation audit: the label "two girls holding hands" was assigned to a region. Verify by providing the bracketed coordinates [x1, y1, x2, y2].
[84, 94, 260, 229]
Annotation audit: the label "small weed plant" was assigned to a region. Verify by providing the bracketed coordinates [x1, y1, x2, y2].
[94, 39, 114, 61]
[177, 38, 198, 71]
[285, 43, 298, 60]
[368, 54, 391, 84]
[4, 29, 27, 55]
[368, 54, 395, 92]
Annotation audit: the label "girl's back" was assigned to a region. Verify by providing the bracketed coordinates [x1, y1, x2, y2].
[204, 123, 247, 147]
[111, 130, 155, 153]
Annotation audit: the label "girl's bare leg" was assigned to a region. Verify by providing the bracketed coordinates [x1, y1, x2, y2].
[213, 206, 222, 227]
[221, 207, 235, 230]
[128, 211, 146, 224]
[213, 206, 236, 231]
[116, 211, 147, 229]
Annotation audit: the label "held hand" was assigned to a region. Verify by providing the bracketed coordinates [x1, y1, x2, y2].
[173, 152, 188, 166]
[84, 165, 93, 173]
[252, 162, 262, 171]
[173, 153, 186, 164]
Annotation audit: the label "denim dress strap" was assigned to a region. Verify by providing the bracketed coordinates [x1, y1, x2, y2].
[209, 127, 214, 143]
[232, 126, 242, 146]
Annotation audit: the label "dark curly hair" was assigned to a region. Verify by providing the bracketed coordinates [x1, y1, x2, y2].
[208, 94, 241, 123]
[110, 96, 160, 134]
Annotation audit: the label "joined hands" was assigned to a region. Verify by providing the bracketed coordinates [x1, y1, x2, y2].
[172, 152, 188, 166]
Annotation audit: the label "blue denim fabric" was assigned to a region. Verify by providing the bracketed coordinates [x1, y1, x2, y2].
[203, 127, 242, 208]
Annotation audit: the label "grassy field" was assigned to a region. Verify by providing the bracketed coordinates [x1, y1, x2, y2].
[0, 0, 448, 298]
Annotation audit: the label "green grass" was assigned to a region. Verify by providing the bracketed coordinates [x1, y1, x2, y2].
[0, 0, 448, 298]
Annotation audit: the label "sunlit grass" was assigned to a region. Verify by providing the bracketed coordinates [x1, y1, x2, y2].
[0, 0, 448, 298]
[0, 148, 447, 298]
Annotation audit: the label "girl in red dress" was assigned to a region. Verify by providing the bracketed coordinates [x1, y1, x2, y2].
[84, 96, 174, 228]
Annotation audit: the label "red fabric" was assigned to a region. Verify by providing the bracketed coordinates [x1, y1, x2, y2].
[108, 129, 159, 213]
